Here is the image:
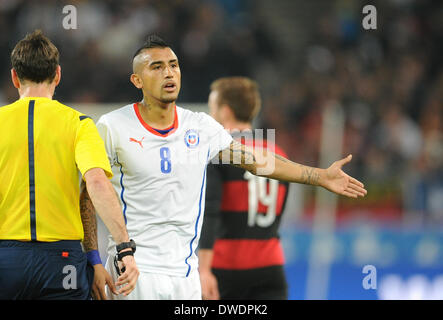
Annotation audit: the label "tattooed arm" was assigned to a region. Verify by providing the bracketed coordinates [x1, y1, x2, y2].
[80, 181, 98, 252]
[219, 140, 367, 198]
[80, 181, 118, 300]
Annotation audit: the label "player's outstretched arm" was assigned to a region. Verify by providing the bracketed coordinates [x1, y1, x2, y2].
[220, 141, 367, 198]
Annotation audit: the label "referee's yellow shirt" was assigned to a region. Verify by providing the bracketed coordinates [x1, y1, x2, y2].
[0, 97, 112, 242]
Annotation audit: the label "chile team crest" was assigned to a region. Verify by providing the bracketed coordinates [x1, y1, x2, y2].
[184, 129, 200, 148]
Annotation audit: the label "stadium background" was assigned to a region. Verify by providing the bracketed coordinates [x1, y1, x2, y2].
[0, 0, 442, 299]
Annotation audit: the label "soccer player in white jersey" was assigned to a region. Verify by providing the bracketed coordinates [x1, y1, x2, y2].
[83, 35, 367, 300]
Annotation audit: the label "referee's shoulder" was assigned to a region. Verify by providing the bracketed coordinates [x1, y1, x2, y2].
[53, 100, 93, 123]
[0, 99, 22, 113]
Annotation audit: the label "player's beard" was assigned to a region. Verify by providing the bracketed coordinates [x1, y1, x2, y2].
[160, 91, 179, 104]
[160, 96, 177, 104]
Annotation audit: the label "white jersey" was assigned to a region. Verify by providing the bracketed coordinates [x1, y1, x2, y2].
[96, 103, 232, 277]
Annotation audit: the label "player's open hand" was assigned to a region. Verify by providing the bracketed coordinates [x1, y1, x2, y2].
[322, 155, 367, 198]
[115, 255, 139, 296]
[92, 264, 118, 300]
[200, 270, 220, 300]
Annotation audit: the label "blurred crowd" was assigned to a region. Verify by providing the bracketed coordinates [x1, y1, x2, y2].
[259, 0, 443, 225]
[0, 0, 274, 102]
[0, 0, 441, 225]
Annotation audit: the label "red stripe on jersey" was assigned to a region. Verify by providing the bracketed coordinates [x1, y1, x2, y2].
[220, 181, 287, 214]
[133, 103, 178, 137]
[212, 238, 285, 269]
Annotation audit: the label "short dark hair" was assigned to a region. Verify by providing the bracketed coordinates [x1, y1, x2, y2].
[11, 29, 59, 83]
[210, 77, 261, 123]
[133, 34, 169, 59]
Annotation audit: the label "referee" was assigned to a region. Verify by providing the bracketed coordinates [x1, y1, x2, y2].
[0, 30, 139, 299]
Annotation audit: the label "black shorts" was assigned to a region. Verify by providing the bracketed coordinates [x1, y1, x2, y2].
[0, 240, 94, 300]
[212, 265, 288, 300]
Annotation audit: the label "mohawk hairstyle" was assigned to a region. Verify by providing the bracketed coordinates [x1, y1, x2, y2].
[133, 34, 169, 59]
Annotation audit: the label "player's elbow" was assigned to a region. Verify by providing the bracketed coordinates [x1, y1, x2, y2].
[84, 167, 109, 191]
[245, 164, 258, 176]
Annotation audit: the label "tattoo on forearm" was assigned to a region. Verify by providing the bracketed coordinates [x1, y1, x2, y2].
[275, 154, 320, 185]
[300, 165, 320, 186]
[80, 186, 98, 251]
[221, 141, 321, 185]
[231, 148, 256, 164]
[222, 141, 256, 167]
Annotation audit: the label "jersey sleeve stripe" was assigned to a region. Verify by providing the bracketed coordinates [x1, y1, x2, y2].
[79, 115, 92, 121]
[27, 100, 37, 241]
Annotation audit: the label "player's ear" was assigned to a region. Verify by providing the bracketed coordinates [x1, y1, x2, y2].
[53, 65, 61, 86]
[130, 73, 143, 89]
[11, 68, 21, 89]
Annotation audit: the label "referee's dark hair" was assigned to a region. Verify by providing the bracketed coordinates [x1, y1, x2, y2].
[11, 29, 59, 83]
[133, 34, 170, 59]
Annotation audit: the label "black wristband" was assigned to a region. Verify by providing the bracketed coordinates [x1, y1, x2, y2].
[117, 250, 134, 261]
[116, 239, 136, 254]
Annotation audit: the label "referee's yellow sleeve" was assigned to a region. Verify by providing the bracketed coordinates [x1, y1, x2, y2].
[75, 117, 113, 179]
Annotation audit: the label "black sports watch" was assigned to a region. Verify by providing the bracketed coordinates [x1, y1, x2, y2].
[116, 239, 136, 254]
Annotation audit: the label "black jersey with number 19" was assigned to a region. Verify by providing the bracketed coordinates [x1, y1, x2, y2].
[200, 134, 289, 299]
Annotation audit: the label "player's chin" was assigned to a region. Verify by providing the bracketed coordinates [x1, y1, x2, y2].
[160, 93, 179, 104]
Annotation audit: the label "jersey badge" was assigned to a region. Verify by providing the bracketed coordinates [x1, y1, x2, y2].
[184, 129, 199, 148]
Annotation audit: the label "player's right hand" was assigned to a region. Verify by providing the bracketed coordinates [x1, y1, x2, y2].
[322, 154, 367, 198]
[92, 263, 118, 300]
[200, 270, 220, 300]
[115, 255, 139, 296]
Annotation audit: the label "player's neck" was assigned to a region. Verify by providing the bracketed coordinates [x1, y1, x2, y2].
[18, 83, 54, 99]
[223, 120, 252, 132]
[138, 98, 175, 129]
